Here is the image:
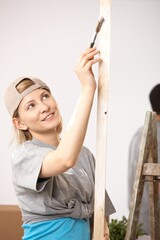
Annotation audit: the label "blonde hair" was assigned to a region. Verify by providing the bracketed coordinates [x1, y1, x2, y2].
[13, 78, 62, 145]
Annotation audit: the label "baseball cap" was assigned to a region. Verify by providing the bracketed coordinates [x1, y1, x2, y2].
[4, 77, 50, 117]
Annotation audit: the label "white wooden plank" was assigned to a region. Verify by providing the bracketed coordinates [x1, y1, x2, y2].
[93, 0, 111, 239]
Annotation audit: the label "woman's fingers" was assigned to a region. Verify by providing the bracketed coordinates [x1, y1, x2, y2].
[103, 233, 110, 240]
[74, 47, 102, 89]
[92, 235, 110, 240]
[80, 48, 100, 68]
[75, 48, 101, 74]
[77, 47, 100, 65]
[84, 56, 101, 70]
[78, 47, 97, 62]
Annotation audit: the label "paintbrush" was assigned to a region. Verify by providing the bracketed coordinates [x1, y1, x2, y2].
[90, 17, 105, 48]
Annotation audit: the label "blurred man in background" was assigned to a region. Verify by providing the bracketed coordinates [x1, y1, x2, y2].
[128, 84, 160, 235]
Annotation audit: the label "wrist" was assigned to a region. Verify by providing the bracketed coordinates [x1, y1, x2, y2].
[81, 85, 96, 94]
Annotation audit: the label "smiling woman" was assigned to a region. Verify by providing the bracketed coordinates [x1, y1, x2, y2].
[13, 78, 62, 145]
[4, 48, 115, 240]
[8, 77, 62, 145]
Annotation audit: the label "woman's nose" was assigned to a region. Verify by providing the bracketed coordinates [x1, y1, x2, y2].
[39, 102, 49, 113]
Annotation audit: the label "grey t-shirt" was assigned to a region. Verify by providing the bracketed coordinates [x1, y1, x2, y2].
[12, 138, 115, 223]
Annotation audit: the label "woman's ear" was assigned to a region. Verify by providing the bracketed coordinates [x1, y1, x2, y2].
[12, 118, 28, 130]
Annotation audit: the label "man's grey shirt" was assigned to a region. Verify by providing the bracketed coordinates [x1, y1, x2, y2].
[128, 121, 160, 234]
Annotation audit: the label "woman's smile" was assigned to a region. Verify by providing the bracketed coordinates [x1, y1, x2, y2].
[42, 112, 55, 121]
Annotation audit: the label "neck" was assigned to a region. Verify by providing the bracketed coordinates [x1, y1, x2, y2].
[31, 131, 60, 147]
[156, 115, 160, 122]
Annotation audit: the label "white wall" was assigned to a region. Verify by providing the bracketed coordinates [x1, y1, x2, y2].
[0, 0, 160, 221]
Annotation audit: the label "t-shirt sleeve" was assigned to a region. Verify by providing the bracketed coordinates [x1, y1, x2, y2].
[128, 127, 143, 207]
[11, 141, 53, 192]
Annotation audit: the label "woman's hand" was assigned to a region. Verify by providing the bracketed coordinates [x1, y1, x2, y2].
[103, 217, 110, 240]
[103, 233, 110, 240]
[92, 232, 110, 240]
[74, 47, 101, 91]
[92, 217, 110, 240]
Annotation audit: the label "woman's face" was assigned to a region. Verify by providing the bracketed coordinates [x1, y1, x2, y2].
[14, 88, 61, 135]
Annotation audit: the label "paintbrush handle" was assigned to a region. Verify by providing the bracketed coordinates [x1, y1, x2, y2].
[90, 32, 97, 48]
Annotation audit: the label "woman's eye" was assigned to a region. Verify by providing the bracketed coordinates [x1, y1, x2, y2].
[42, 94, 50, 100]
[27, 104, 34, 110]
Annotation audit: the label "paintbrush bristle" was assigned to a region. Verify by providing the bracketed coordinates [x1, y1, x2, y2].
[95, 17, 105, 33]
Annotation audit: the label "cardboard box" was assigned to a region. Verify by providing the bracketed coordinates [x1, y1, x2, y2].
[0, 205, 23, 240]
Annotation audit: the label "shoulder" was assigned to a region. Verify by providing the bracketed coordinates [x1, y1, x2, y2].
[12, 141, 40, 158]
[80, 146, 95, 159]
[156, 121, 160, 130]
[130, 126, 143, 145]
[78, 146, 95, 169]
[11, 140, 52, 166]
